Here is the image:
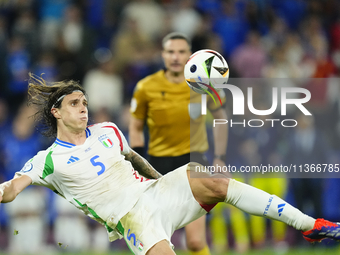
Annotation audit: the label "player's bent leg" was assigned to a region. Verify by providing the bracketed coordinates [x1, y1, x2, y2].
[185, 216, 210, 254]
[186, 162, 340, 243]
[186, 162, 340, 244]
[188, 162, 314, 232]
[146, 240, 176, 255]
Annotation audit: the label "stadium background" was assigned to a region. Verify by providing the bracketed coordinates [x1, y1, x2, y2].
[1, 0, 340, 254]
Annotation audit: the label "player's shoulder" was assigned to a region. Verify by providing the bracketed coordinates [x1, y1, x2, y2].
[27, 147, 53, 164]
[87, 122, 121, 134]
[136, 70, 165, 90]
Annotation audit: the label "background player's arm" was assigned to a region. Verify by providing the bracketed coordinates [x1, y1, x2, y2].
[0, 175, 32, 203]
[211, 107, 228, 165]
[129, 116, 145, 148]
[125, 149, 163, 179]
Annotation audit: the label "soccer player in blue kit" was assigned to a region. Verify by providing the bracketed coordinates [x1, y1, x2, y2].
[0, 74, 340, 255]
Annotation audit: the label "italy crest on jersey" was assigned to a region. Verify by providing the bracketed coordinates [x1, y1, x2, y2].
[98, 134, 113, 148]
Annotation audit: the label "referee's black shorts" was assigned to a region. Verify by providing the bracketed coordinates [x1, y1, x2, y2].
[148, 152, 209, 176]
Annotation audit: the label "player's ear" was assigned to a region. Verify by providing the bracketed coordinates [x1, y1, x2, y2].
[51, 108, 61, 119]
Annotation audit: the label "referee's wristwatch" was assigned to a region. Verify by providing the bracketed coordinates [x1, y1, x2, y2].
[214, 154, 226, 162]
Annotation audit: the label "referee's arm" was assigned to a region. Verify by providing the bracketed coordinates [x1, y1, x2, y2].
[129, 116, 146, 157]
[211, 107, 228, 165]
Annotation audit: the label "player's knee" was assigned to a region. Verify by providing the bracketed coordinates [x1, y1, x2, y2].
[209, 178, 229, 201]
[186, 237, 206, 251]
[187, 162, 204, 172]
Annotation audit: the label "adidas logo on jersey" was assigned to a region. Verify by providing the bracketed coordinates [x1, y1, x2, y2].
[67, 156, 79, 164]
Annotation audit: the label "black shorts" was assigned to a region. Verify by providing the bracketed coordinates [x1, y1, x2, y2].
[148, 152, 209, 176]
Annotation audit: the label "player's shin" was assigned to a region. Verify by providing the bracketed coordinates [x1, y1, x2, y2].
[224, 179, 315, 232]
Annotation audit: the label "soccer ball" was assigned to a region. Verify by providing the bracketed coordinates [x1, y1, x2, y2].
[184, 49, 229, 94]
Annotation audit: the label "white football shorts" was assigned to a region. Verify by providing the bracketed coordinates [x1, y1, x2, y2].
[118, 163, 207, 254]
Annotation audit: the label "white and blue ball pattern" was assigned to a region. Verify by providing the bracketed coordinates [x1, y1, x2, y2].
[184, 49, 229, 94]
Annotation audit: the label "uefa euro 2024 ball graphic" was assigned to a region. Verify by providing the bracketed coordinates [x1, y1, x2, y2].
[184, 49, 229, 95]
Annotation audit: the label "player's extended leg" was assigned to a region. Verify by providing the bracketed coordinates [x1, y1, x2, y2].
[147, 240, 176, 255]
[187, 162, 340, 243]
[184, 216, 210, 255]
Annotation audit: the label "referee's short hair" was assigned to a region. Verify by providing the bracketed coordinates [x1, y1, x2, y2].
[162, 32, 191, 49]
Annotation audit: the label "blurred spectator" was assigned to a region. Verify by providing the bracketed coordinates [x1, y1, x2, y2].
[191, 14, 224, 53]
[272, 0, 307, 31]
[231, 30, 267, 78]
[33, 51, 59, 82]
[1, 103, 43, 180]
[6, 36, 30, 112]
[52, 195, 92, 252]
[284, 33, 305, 66]
[330, 17, 340, 71]
[5, 185, 48, 254]
[111, 17, 154, 75]
[38, 0, 71, 49]
[244, 113, 288, 250]
[0, 99, 9, 134]
[91, 108, 113, 124]
[195, 0, 221, 16]
[212, 0, 249, 57]
[210, 189, 250, 254]
[170, 0, 202, 39]
[285, 113, 329, 219]
[244, 0, 268, 33]
[85, 0, 126, 49]
[83, 48, 123, 123]
[121, 0, 166, 40]
[262, 17, 288, 54]
[301, 34, 336, 130]
[262, 45, 302, 79]
[56, 5, 95, 81]
[1, 103, 47, 254]
[112, 17, 158, 98]
[0, 16, 8, 95]
[300, 15, 326, 52]
[11, 9, 39, 62]
[0, 98, 10, 181]
[327, 79, 340, 149]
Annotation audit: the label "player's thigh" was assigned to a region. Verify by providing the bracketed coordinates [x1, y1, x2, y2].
[147, 240, 176, 255]
[185, 215, 207, 247]
[121, 165, 207, 254]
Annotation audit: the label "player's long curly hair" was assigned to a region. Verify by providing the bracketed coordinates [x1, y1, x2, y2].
[28, 73, 87, 137]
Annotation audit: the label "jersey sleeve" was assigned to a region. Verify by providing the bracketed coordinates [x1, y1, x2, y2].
[207, 89, 226, 111]
[14, 151, 51, 187]
[101, 122, 131, 155]
[130, 82, 147, 120]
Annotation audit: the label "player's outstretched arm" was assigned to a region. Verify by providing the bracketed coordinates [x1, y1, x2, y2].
[0, 175, 32, 203]
[125, 149, 163, 179]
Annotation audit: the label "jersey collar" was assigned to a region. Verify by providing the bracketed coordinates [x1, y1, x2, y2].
[54, 139, 76, 148]
[54, 127, 92, 148]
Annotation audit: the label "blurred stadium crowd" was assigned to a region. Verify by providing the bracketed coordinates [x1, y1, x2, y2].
[1, 0, 340, 254]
